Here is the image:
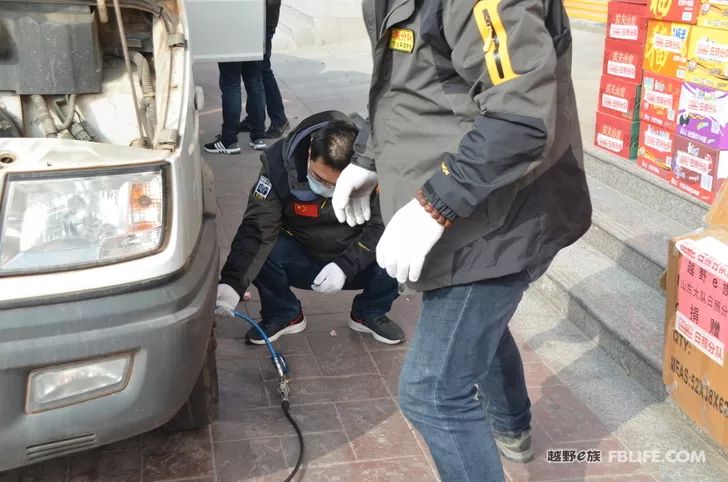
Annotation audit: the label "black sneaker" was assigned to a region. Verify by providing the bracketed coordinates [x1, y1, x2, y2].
[348, 313, 405, 345]
[238, 118, 251, 132]
[203, 135, 240, 154]
[494, 430, 534, 463]
[249, 138, 267, 150]
[265, 120, 290, 139]
[246, 311, 307, 345]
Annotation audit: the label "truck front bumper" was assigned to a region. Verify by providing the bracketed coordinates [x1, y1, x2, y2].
[0, 218, 218, 472]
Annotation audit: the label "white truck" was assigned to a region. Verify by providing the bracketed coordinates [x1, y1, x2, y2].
[0, 0, 264, 470]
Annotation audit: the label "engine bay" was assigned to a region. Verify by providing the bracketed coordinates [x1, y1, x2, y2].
[0, 0, 181, 148]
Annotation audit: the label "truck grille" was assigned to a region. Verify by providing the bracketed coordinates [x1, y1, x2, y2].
[26, 434, 96, 462]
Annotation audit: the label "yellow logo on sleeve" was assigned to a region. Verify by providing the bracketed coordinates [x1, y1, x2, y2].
[390, 28, 415, 53]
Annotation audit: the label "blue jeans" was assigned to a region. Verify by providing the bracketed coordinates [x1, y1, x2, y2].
[218, 61, 266, 143]
[246, 27, 287, 128]
[399, 272, 532, 482]
[253, 234, 399, 326]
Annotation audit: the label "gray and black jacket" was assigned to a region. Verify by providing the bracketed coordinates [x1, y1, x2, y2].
[220, 111, 384, 296]
[356, 0, 592, 291]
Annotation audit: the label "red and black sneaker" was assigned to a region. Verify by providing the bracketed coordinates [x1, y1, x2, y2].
[348, 312, 405, 345]
[245, 311, 307, 345]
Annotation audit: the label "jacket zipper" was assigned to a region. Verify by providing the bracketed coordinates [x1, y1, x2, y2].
[483, 9, 505, 80]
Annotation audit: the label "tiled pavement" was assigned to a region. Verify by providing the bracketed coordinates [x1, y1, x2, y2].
[1, 288, 656, 482]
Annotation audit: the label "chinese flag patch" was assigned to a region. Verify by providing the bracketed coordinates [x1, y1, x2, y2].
[293, 202, 320, 217]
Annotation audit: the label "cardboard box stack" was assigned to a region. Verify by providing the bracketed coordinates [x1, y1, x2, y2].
[595, 1, 649, 160]
[592, 0, 728, 205]
[663, 184, 728, 449]
[637, 2, 693, 181]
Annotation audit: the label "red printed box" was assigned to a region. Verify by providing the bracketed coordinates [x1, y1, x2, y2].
[640, 72, 682, 129]
[608, 1, 650, 44]
[648, 0, 700, 23]
[672, 134, 728, 204]
[595, 110, 641, 159]
[603, 38, 646, 82]
[638, 121, 676, 181]
[599, 75, 642, 121]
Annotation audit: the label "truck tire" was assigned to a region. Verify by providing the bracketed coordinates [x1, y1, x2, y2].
[164, 336, 219, 431]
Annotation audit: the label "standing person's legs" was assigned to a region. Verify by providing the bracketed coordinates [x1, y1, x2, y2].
[398, 271, 532, 481]
[262, 27, 287, 129]
[240, 61, 267, 147]
[203, 62, 243, 154]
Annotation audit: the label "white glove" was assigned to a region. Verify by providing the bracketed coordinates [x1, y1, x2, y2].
[332, 164, 379, 227]
[376, 199, 445, 283]
[312, 262, 347, 293]
[215, 283, 240, 317]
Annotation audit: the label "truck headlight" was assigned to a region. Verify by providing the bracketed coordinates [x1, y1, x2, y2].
[0, 165, 168, 274]
[27, 353, 133, 413]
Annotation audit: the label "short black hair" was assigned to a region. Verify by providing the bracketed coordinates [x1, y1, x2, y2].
[309, 121, 358, 172]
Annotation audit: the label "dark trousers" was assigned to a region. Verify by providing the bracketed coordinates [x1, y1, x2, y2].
[253, 234, 399, 326]
[218, 61, 266, 143]
[245, 27, 287, 128]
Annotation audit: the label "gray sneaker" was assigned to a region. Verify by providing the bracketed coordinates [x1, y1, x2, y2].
[494, 430, 534, 463]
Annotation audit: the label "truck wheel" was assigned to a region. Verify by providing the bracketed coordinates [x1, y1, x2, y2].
[164, 336, 219, 431]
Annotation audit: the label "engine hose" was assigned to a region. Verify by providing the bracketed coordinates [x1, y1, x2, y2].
[30, 95, 58, 138]
[57, 95, 77, 132]
[131, 52, 157, 130]
[228, 309, 304, 481]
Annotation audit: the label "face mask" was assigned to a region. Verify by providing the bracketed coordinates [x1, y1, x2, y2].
[307, 174, 336, 198]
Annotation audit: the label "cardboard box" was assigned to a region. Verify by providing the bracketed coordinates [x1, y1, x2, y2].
[677, 81, 728, 149]
[608, 1, 650, 44]
[604, 38, 646, 82]
[697, 0, 728, 30]
[671, 134, 728, 203]
[638, 121, 676, 180]
[643, 20, 692, 79]
[662, 185, 728, 449]
[594, 110, 641, 159]
[599, 75, 642, 121]
[685, 25, 728, 91]
[641, 72, 683, 129]
[648, 0, 700, 23]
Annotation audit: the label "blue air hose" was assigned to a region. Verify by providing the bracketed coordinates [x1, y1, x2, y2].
[222, 308, 302, 481]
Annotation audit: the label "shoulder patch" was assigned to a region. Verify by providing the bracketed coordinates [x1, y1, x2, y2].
[254, 175, 273, 200]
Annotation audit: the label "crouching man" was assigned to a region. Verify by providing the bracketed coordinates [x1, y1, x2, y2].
[215, 111, 405, 345]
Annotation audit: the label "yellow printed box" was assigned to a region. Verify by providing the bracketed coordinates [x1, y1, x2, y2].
[644, 20, 692, 79]
[686, 25, 728, 90]
[698, 0, 728, 31]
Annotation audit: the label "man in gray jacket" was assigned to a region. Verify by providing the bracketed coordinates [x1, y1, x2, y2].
[332, 0, 591, 480]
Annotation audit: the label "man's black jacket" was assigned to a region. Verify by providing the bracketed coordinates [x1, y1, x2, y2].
[219, 111, 385, 296]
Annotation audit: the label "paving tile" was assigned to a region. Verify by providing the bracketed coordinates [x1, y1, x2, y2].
[213, 404, 343, 442]
[141, 429, 213, 481]
[530, 385, 611, 443]
[259, 353, 322, 380]
[523, 360, 562, 388]
[336, 398, 422, 461]
[68, 448, 141, 482]
[369, 350, 406, 397]
[217, 358, 270, 412]
[503, 425, 646, 482]
[516, 340, 542, 365]
[581, 474, 657, 481]
[266, 375, 389, 405]
[281, 431, 356, 468]
[300, 456, 437, 481]
[0, 457, 69, 482]
[102, 436, 141, 451]
[306, 332, 378, 377]
[214, 439, 287, 482]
